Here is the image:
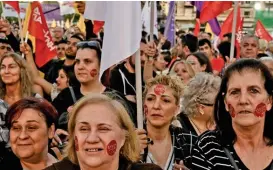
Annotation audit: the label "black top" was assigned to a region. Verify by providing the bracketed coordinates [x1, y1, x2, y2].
[191, 130, 273, 170]
[178, 113, 198, 136]
[45, 156, 162, 170]
[142, 125, 197, 169]
[53, 86, 137, 127]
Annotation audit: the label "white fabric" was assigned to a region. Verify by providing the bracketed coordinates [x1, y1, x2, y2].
[59, 1, 75, 15]
[141, 1, 158, 37]
[84, 2, 142, 78]
[84, 1, 106, 21]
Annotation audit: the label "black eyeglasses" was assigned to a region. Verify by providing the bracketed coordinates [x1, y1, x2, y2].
[76, 41, 101, 49]
[199, 102, 214, 107]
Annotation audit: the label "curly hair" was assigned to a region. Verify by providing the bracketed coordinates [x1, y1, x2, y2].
[143, 75, 185, 105]
[0, 52, 33, 99]
[181, 72, 221, 117]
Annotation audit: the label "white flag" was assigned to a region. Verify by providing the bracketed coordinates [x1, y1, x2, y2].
[84, 2, 141, 77]
[84, 1, 106, 21]
[141, 1, 158, 37]
[59, 1, 75, 15]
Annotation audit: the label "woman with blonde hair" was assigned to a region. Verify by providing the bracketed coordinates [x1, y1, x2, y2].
[136, 75, 197, 170]
[169, 60, 195, 85]
[0, 52, 37, 105]
[46, 94, 162, 170]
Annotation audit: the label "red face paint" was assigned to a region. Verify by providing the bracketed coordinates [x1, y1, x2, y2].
[144, 105, 148, 116]
[90, 69, 97, 77]
[228, 104, 236, 118]
[107, 140, 117, 156]
[254, 103, 267, 117]
[75, 136, 79, 151]
[154, 84, 165, 95]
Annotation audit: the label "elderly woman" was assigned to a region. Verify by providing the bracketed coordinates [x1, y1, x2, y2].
[2, 97, 58, 170]
[260, 57, 273, 75]
[137, 75, 197, 170]
[191, 59, 273, 169]
[46, 94, 162, 170]
[169, 60, 196, 85]
[180, 72, 221, 136]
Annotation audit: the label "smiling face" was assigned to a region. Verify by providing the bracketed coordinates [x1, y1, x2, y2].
[174, 62, 191, 84]
[144, 84, 178, 128]
[74, 103, 125, 169]
[224, 70, 272, 127]
[75, 48, 100, 84]
[9, 108, 54, 162]
[0, 57, 20, 85]
[56, 69, 69, 90]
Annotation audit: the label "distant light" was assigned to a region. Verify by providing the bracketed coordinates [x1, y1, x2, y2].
[255, 2, 261, 10]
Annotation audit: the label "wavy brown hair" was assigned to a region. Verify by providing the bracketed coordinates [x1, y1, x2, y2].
[0, 52, 33, 99]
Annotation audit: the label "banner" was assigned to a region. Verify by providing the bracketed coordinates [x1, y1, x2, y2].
[28, 2, 57, 67]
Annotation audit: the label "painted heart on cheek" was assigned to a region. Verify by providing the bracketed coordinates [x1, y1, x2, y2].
[90, 69, 97, 77]
[228, 104, 236, 118]
[154, 84, 165, 96]
[254, 103, 267, 117]
[107, 140, 117, 156]
[75, 136, 79, 151]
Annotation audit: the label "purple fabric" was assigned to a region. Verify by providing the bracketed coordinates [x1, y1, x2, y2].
[164, 1, 175, 46]
[208, 18, 221, 36]
[191, 1, 221, 36]
[42, 3, 62, 21]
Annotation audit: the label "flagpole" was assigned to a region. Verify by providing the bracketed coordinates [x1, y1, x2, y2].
[150, 1, 154, 43]
[230, 2, 239, 60]
[1, 2, 6, 19]
[135, 49, 143, 129]
[18, 15, 23, 44]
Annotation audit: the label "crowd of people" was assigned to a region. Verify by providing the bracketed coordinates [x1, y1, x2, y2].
[0, 1, 273, 170]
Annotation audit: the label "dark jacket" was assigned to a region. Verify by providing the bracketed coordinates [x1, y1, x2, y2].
[45, 157, 162, 170]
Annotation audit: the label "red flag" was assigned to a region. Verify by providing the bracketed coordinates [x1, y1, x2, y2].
[93, 20, 104, 34]
[193, 19, 200, 36]
[200, 1, 233, 23]
[235, 17, 244, 58]
[28, 2, 57, 67]
[255, 20, 273, 42]
[4, 1, 20, 13]
[219, 6, 241, 39]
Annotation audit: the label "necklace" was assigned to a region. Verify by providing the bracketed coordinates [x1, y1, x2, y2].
[189, 118, 203, 135]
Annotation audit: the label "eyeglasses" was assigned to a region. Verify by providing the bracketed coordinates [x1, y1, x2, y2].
[199, 102, 214, 107]
[76, 41, 101, 49]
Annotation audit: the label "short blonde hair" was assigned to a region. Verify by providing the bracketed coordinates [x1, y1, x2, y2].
[143, 75, 185, 105]
[169, 60, 196, 79]
[259, 39, 268, 51]
[65, 94, 140, 164]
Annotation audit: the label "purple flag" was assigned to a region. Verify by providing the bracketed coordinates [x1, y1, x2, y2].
[191, 1, 221, 36]
[42, 3, 62, 21]
[164, 1, 175, 46]
[208, 18, 221, 36]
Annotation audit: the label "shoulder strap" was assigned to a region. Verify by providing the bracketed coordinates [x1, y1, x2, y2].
[223, 147, 240, 170]
[69, 86, 77, 103]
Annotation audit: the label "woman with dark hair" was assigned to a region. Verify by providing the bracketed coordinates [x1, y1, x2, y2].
[186, 52, 213, 73]
[191, 59, 273, 169]
[2, 97, 58, 170]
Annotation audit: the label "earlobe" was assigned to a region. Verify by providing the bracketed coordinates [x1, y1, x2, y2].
[266, 96, 273, 111]
[48, 124, 55, 139]
[224, 99, 229, 112]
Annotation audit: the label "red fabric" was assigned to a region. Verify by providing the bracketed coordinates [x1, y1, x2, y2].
[93, 21, 104, 34]
[211, 57, 225, 72]
[255, 20, 273, 42]
[4, 1, 20, 13]
[28, 2, 57, 67]
[193, 19, 200, 36]
[200, 1, 232, 23]
[235, 17, 244, 58]
[219, 6, 241, 39]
